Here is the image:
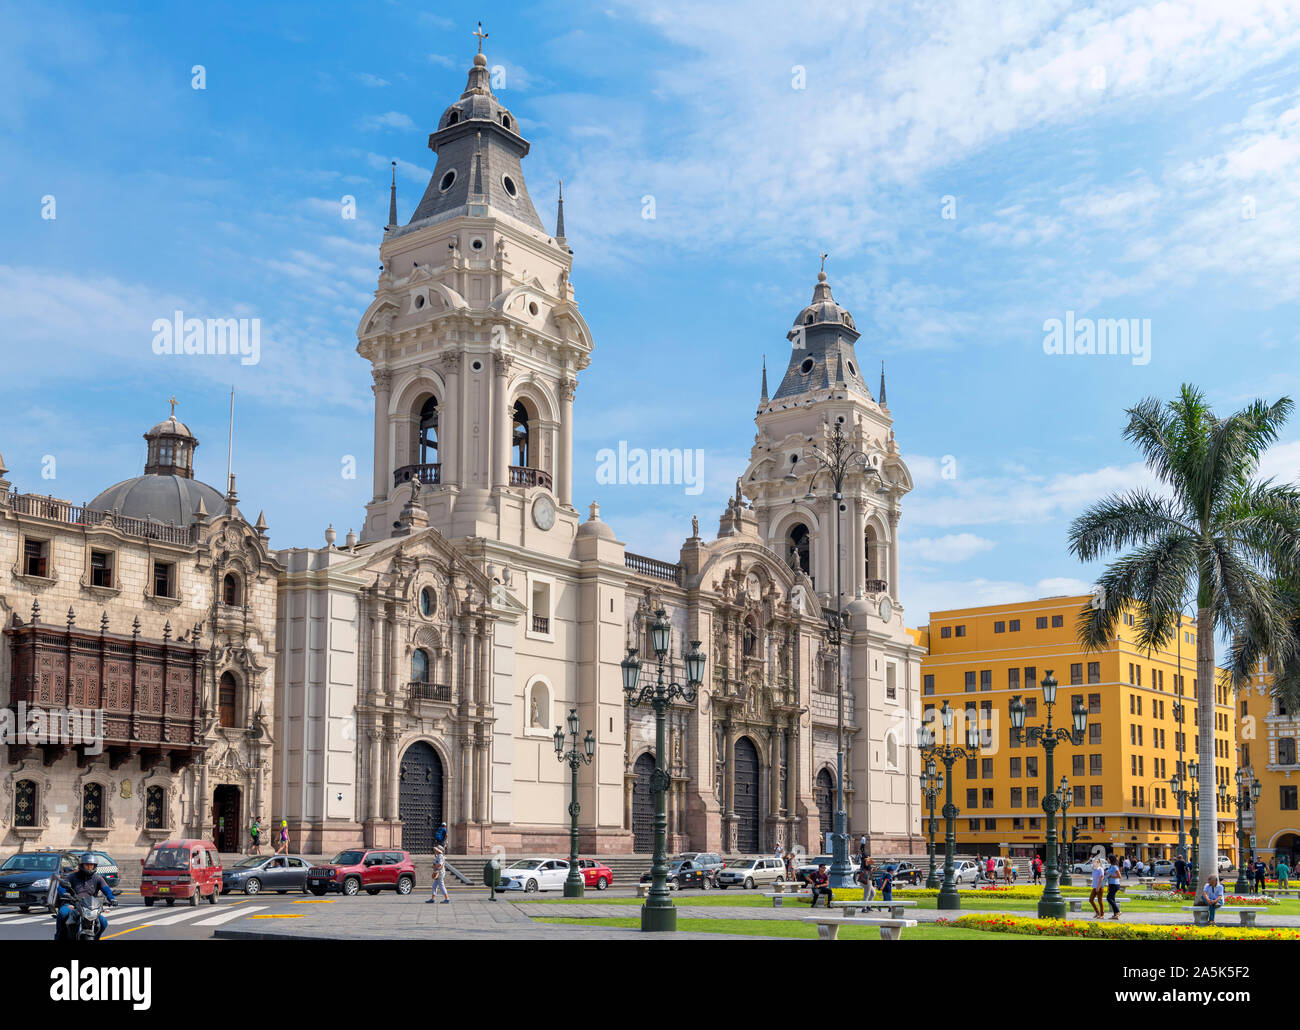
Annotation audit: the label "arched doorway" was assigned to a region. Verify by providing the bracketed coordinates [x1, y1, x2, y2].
[213, 785, 241, 852]
[734, 736, 760, 853]
[1274, 833, 1300, 867]
[632, 753, 655, 853]
[398, 742, 444, 853]
[815, 769, 834, 841]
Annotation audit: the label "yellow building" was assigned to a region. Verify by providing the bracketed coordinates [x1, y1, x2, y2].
[1237, 658, 1300, 868]
[919, 595, 1239, 865]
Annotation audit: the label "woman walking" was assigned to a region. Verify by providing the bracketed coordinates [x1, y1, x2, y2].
[1105, 855, 1122, 919]
[1088, 856, 1105, 917]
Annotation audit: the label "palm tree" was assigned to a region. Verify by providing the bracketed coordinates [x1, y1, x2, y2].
[1069, 384, 1300, 875]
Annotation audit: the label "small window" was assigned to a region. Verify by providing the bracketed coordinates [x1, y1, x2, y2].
[412, 648, 430, 684]
[223, 573, 241, 606]
[420, 587, 436, 617]
[501, 113, 512, 130]
[502, 174, 518, 199]
[1008, 619, 1020, 632]
[1051, 615, 1063, 627]
[439, 169, 457, 193]
[531, 581, 552, 634]
[993, 621, 1005, 633]
[1035, 616, 1047, 629]
[82, 783, 104, 829]
[955, 625, 966, 637]
[153, 561, 175, 599]
[940, 626, 952, 639]
[800, 358, 814, 374]
[23, 538, 49, 578]
[145, 785, 165, 830]
[90, 550, 114, 588]
[14, 779, 36, 828]
[447, 110, 460, 125]
[846, 361, 856, 376]
[219, 672, 238, 728]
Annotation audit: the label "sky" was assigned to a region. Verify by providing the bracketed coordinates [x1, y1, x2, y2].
[2, 0, 1299, 627]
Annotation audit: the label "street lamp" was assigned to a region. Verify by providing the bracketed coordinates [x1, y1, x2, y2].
[1172, 700, 1188, 863]
[1009, 671, 1087, 919]
[920, 758, 944, 889]
[1058, 776, 1074, 886]
[918, 700, 982, 909]
[787, 417, 888, 888]
[1226, 768, 1262, 894]
[622, 609, 706, 932]
[554, 707, 596, 898]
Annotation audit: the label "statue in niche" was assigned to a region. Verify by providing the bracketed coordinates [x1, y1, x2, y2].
[530, 691, 544, 728]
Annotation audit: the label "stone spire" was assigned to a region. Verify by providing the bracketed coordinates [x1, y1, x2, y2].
[760, 356, 768, 402]
[387, 160, 398, 230]
[879, 361, 887, 406]
[555, 180, 566, 243]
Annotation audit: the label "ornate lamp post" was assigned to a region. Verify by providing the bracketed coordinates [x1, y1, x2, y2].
[1172, 699, 1188, 863]
[1227, 769, 1262, 894]
[622, 609, 706, 932]
[920, 758, 944, 890]
[918, 700, 981, 910]
[1058, 778, 1074, 886]
[1008, 671, 1087, 920]
[787, 418, 888, 888]
[553, 708, 596, 898]
[1173, 759, 1203, 890]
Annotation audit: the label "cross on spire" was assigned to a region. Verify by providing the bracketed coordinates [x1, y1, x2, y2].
[168, 395, 178, 417]
[473, 21, 488, 52]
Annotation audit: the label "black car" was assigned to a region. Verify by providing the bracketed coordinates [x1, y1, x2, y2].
[0, 851, 69, 911]
[640, 860, 713, 890]
[222, 854, 311, 895]
[874, 861, 923, 886]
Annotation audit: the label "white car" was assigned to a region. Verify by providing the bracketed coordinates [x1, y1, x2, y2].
[496, 858, 570, 893]
[1218, 854, 1233, 872]
[716, 857, 784, 889]
[953, 860, 981, 883]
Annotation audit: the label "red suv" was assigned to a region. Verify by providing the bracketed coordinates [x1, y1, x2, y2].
[307, 849, 416, 897]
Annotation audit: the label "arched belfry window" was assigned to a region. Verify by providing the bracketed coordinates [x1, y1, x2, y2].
[512, 401, 531, 468]
[788, 523, 811, 575]
[219, 671, 238, 728]
[419, 397, 439, 465]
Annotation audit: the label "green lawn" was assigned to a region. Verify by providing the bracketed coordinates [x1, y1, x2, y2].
[532, 915, 1081, 940]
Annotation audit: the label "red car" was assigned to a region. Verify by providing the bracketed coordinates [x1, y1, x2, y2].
[576, 859, 613, 891]
[306, 848, 416, 897]
[140, 839, 223, 907]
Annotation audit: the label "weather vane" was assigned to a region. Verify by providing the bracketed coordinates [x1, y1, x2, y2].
[820, 252, 828, 275]
[474, 21, 488, 53]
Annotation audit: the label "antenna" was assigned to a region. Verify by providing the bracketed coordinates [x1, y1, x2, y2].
[226, 386, 235, 492]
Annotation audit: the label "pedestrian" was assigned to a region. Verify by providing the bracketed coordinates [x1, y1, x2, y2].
[1173, 854, 1188, 893]
[1088, 856, 1105, 917]
[1106, 855, 1122, 919]
[276, 819, 289, 855]
[1257, 859, 1268, 893]
[249, 817, 260, 855]
[1278, 857, 1290, 890]
[807, 863, 833, 909]
[1122, 856, 1131, 879]
[784, 850, 796, 884]
[984, 854, 996, 883]
[428, 846, 450, 904]
[1198, 874, 1225, 922]
[858, 858, 876, 901]
[1032, 855, 1042, 884]
[879, 865, 893, 902]
[1003, 858, 1014, 884]
[435, 821, 448, 849]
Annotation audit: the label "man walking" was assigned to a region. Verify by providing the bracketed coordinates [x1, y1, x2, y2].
[1122, 855, 1131, 879]
[1106, 855, 1123, 919]
[1088, 857, 1105, 917]
[249, 817, 261, 855]
[428, 846, 450, 904]
[1173, 854, 1188, 892]
[1278, 856, 1290, 891]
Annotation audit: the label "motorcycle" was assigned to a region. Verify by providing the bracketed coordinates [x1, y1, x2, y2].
[64, 896, 111, 941]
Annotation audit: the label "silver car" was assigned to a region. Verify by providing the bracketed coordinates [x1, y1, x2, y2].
[716, 857, 784, 889]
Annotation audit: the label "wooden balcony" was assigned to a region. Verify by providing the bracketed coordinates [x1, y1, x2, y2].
[407, 681, 452, 703]
[394, 463, 441, 487]
[4, 617, 205, 771]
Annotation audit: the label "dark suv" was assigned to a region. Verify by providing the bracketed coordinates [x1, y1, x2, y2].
[307, 849, 416, 896]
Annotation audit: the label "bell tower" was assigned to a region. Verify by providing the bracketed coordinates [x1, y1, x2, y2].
[357, 50, 594, 545]
[742, 266, 913, 609]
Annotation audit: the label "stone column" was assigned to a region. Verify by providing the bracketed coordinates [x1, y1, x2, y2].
[371, 370, 392, 501]
[366, 728, 381, 829]
[851, 497, 865, 595]
[558, 377, 575, 508]
[438, 349, 460, 485]
[492, 352, 512, 487]
[382, 728, 397, 825]
[888, 510, 900, 602]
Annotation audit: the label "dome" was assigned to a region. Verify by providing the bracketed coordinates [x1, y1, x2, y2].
[89, 475, 226, 526]
[792, 271, 856, 331]
[577, 501, 616, 540]
[147, 415, 195, 440]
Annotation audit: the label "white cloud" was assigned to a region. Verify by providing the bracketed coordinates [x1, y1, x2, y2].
[907, 533, 997, 563]
[355, 73, 390, 88]
[358, 111, 416, 132]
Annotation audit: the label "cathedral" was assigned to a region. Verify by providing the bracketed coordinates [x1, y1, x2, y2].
[0, 48, 924, 858]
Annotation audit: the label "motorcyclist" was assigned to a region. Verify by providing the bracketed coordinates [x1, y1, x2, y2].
[53, 853, 116, 940]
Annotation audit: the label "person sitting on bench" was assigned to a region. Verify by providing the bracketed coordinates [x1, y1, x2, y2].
[808, 863, 833, 909]
[1198, 875, 1225, 922]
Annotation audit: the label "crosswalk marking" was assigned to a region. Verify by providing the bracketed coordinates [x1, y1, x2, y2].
[193, 905, 266, 926]
[138, 906, 215, 926]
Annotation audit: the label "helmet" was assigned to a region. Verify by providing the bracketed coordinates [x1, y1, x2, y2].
[78, 853, 97, 867]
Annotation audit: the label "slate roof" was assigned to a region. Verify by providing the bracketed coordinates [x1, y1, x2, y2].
[771, 272, 872, 402]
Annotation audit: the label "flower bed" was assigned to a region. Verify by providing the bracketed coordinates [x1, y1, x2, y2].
[832, 884, 1091, 902]
[1144, 884, 1276, 905]
[949, 913, 1300, 940]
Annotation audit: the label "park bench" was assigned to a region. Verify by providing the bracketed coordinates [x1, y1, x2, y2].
[803, 914, 918, 940]
[831, 899, 917, 920]
[762, 890, 813, 907]
[1067, 896, 1125, 914]
[1264, 887, 1300, 899]
[636, 882, 674, 898]
[1184, 905, 1263, 927]
[772, 880, 805, 894]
